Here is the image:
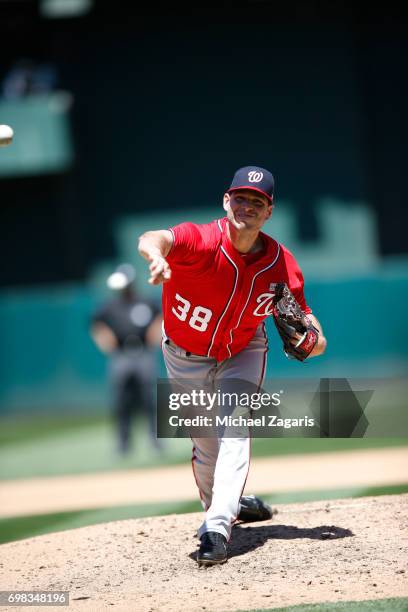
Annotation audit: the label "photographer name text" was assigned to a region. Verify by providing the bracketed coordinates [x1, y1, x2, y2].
[168, 415, 315, 429]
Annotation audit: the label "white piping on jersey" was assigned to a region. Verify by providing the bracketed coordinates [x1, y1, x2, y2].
[258, 321, 269, 391]
[161, 319, 169, 342]
[226, 243, 281, 357]
[207, 245, 239, 357]
[217, 219, 223, 233]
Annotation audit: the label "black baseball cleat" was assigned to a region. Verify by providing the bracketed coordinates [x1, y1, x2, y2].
[237, 495, 274, 523]
[197, 531, 227, 566]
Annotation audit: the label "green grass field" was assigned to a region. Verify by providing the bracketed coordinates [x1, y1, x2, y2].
[1, 412, 407, 545]
[246, 598, 408, 611]
[1, 412, 407, 480]
[1, 484, 407, 546]
[1, 413, 407, 612]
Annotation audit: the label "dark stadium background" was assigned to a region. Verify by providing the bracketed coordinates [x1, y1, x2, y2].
[1, 1, 407, 287]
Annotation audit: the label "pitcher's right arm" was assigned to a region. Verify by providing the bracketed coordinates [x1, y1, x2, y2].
[138, 230, 174, 285]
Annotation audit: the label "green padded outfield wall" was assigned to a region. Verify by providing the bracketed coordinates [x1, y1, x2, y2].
[1, 268, 407, 415]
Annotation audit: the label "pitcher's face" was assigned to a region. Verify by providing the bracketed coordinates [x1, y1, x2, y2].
[223, 189, 272, 231]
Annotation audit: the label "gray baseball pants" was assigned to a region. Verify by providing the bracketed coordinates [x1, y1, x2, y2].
[162, 323, 268, 540]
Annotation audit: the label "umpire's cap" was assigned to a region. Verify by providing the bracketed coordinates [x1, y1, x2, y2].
[228, 166, 274, 201]
[107, 263, 136, 290]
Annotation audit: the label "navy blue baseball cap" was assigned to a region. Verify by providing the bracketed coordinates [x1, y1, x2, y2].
[227, 166, 274, 201]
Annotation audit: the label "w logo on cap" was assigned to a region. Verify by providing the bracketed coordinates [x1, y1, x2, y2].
[248, 171, 263, 183]
[228, 166, 274, 199]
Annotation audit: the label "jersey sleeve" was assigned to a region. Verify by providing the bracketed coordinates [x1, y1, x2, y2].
[282, 247, 312, 315]
[166, 222, 205, 264]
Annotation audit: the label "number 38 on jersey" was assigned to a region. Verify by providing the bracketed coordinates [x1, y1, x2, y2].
[171, 293, 213, 332]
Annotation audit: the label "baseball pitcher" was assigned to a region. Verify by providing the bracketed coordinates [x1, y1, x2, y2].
[138, 165, 327, 565]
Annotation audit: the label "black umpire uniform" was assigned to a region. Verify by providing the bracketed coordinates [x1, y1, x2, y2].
[91, 264, 162, 454]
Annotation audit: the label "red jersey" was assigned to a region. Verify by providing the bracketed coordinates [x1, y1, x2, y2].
[163, 217, 311, 362]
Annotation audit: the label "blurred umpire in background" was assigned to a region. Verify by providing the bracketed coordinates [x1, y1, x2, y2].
[90, 264, 163, 455]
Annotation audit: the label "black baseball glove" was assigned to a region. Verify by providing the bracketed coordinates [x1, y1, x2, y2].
[271, 282, 319, 361]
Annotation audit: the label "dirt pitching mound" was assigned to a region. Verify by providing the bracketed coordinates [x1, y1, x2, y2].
[1, 495, 407, 612]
